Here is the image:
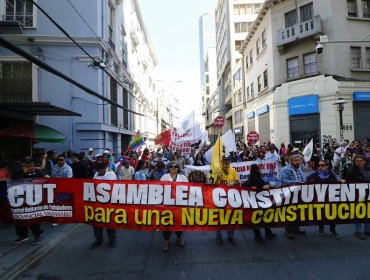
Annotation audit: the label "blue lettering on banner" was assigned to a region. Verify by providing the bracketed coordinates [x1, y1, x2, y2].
[256, 105, 269, 116]
[353, 92, 370, 101]
[288, 95, 319, 115]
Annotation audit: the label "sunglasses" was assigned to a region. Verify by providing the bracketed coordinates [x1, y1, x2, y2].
[169, 165, 178, 169]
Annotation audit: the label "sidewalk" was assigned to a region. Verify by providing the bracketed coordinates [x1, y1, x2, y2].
[0, 223, 80, 280]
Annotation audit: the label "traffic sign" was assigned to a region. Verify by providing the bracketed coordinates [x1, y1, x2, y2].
[247, 131, 259, 144]
[214, 116, 225, 129]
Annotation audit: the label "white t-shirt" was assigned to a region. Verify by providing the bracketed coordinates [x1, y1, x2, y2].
[160, 173, 188, 182]
[120, 165, 135, 180]
[94, 170, 117, 180]
[334, 146, 347, 161]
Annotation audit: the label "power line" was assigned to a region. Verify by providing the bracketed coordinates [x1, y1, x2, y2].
[66, 0, 100, 39]
[30, 0, 156, 115]
[0, 36, 143, 116]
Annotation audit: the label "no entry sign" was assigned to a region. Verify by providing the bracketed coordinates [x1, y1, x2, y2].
[214, 116, 225, 129]
[247, 131, 259, 144]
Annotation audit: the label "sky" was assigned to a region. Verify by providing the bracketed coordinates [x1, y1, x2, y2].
[138, 0, 217, 121]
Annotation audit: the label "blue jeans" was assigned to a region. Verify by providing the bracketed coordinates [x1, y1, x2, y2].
[216, 230, 234, 238]
[354, 223, 370, 232]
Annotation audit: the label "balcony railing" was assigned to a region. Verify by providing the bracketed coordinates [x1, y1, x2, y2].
[277, 15, 322, 48]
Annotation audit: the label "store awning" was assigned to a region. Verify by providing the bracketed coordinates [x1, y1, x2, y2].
[0, 122, 66, 143]
[0, 101, 81, 117]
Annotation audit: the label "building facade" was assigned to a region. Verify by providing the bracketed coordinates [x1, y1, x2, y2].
[240, 0, 370, 147]
[0, 0, 164, 156]
[214, 0, 264, 138]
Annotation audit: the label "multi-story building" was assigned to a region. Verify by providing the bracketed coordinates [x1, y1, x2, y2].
[240, 0, 370, 147]
[203, 47, 218, 142]
[124, 0, 158, 149]
[0, 0, 163, 155]
[214, 0, 264, 137]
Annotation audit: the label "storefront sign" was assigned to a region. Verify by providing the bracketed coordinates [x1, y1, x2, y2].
[246, 111, 255, 119]
[353, 92, 370, 101]
[288, 95, 319, 115]
[255, 105, 269, 116]
[234, 127, 243, 134]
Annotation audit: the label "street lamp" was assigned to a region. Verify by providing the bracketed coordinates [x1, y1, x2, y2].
[333, 98, 348, 142]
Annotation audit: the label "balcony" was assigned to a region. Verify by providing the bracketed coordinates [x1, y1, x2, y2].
[277, 15, 322, 54]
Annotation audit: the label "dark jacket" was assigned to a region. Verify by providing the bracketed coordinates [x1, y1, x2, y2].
[345, 166, 370, 182]
[243, 175, 266, 191]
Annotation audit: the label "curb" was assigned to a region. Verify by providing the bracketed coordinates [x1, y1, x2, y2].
[0, 224, 81, 280]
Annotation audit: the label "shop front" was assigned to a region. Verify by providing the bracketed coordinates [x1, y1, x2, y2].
[256, 105, 270, 145]
[353, 92, 370, 144]
[288, 95, 320, 148]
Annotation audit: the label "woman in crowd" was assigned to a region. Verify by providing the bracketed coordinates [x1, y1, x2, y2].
[160, 161, 188, 252]
[134, 159, 148, 180]
[243, 164, 277, 243]
[193, 152, 206, 166]
[306, 160, 341, 239]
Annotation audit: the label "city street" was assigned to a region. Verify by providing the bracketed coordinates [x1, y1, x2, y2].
[15, 223, 370, 280]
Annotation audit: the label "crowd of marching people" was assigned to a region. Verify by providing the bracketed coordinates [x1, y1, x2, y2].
[0, 137, 370, 251]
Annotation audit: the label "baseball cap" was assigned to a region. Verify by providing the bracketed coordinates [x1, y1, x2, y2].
[88, 147, 94, 152]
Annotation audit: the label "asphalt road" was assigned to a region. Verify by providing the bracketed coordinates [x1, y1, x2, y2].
[15, 223, 370, 280]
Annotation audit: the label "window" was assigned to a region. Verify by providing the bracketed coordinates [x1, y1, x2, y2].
[0, 62, 32, 100]
[234, 22, 251, 33]
[251, 82, 254, 98]
[285, 10, 297, 28]
[234, 110, 243, 125]
[363, 0, 370, 17]
[250, 49, 253, 65]
[303, 52, 317, 74]
[262, 30, 266, 48]
[234, 4, 247, 15]
[257, 75, 262, 92]
[263, 70, 268, 88]
[235, 40, 243, 51]
[351, 47, 362, 69]
[246, 86, 250, 100]
[256, 39, 261, 55]
[287, 57, 299, 78]
[300, 3, 313, 22]
[245, 56, 249, 69]
[108, 2, 115, 49]
[5, 0, 34, 27]
[366, 48, 370, 69]
[238, 91, 242, 103]
[110, 78, 118, 126]
[254, 4, 262, 14]
[233, 68, 241, 87]
[347, 0, 357, 16]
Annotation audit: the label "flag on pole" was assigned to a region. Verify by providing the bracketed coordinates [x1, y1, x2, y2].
[128, 131, 145, 151]
[303, 138, 313, 162]
[210, 134, 224, 184]
[175, 111, 195, 135]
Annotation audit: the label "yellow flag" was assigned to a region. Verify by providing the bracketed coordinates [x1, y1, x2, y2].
[210, 134, 224, 184]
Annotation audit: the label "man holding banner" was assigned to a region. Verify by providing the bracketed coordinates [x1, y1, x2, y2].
[280, 154, 306, 240]
[214, 155, 240, 246]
